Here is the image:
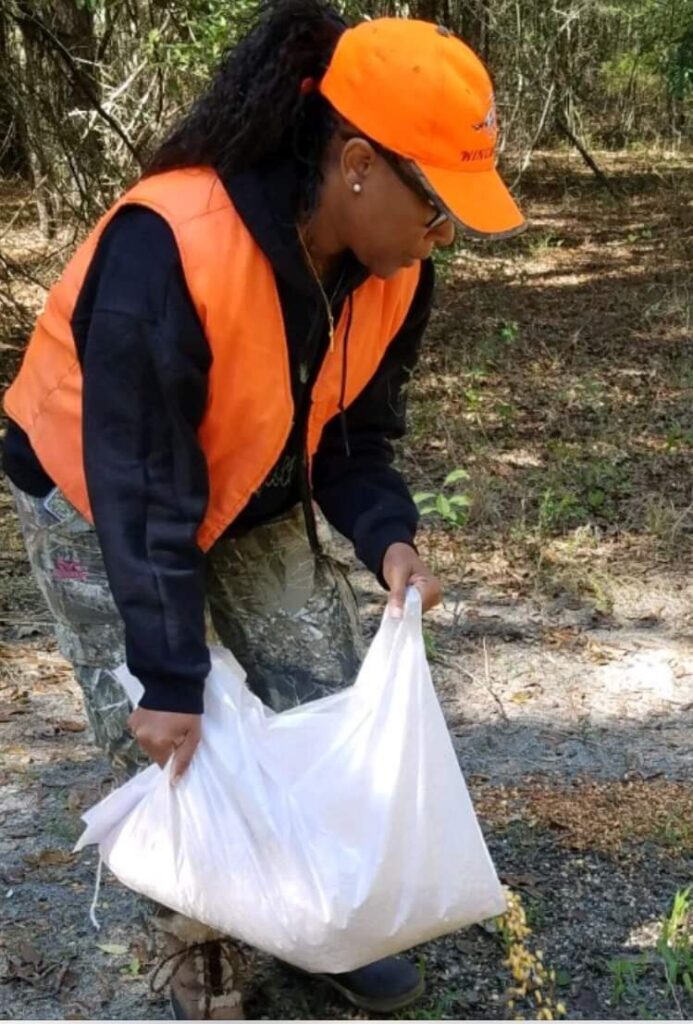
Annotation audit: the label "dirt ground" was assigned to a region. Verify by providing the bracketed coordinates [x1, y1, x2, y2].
[0, 150, 691, 1020]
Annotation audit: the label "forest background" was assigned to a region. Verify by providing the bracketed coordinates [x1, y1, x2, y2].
[0, 1, 691, 1021]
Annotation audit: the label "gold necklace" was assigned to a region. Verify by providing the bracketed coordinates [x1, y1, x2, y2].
[296, 225, 335, 352]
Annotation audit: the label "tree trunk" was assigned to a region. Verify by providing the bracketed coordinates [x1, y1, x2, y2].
[414, 0, 441, 23]
[0, 7, 30, 178]
[456, 0, 490, 63]
[13, 0, 101, 234]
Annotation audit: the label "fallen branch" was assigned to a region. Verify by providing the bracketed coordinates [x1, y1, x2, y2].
[555, 113, 620, 198]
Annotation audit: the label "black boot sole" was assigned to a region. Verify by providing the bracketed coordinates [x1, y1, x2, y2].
[288, 964, 426, 1014]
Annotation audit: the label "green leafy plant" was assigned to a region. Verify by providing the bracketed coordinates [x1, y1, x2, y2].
[537, 487, 588, 535]
[657, 886, 693, 998]
[535, 456, 634, 535]
[499, 320, 520, 344]
[608, 955, 649, 1004]
[414, 469, 471, 528]
[606, 889, 693, 1011]
[144, 0, 260, 82]
[463, 385, 484, 413]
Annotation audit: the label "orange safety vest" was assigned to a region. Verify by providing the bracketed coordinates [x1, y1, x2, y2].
[4, 167, 421, 551]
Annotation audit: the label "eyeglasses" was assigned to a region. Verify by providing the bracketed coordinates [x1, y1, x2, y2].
[339, 130, 450, 231]
[368, 141, 450, 230]
[425, 203, 449, 231]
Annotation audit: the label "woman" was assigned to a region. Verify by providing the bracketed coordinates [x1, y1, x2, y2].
[2, 1, 525, 1018]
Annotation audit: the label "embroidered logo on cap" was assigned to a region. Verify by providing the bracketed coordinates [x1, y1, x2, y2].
[472, 98, 497, 139]
[460, 147, 495, 162]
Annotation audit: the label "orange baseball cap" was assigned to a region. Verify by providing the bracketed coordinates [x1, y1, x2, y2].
[319, 18, 525, 239]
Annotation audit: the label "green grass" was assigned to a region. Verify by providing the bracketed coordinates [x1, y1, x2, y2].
[606, 889, 693, 1014]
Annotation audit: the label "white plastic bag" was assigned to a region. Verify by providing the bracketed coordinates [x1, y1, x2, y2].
[75, 589, 505, 972]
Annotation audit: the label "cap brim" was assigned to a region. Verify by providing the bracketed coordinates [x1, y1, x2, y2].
[415, 161, 526, 240]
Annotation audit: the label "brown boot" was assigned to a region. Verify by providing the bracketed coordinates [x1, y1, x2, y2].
[151, 913, 245, 1020]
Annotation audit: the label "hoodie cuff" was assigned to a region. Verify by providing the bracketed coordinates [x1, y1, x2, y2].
[137, 672, 205, 715]
[355, 521, 418, 590]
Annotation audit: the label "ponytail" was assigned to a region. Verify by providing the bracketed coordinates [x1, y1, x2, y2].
[145, 1, 347, 213]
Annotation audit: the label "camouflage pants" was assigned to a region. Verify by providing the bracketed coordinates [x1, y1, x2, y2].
[9, 482, 365, 774]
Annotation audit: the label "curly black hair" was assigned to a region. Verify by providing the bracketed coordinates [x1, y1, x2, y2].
[145, 0, 348, 215]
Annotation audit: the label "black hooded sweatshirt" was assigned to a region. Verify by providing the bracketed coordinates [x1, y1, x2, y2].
[2, 157, 434, 713]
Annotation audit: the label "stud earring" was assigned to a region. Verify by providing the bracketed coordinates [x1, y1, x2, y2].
[352, 183, 362, 194]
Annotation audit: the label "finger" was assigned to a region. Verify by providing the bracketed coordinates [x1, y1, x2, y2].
[131, 730, 169, 768]
[170, 729, 199, 786]
[412, 574, 443, 613]
[387, 567, 409, 619]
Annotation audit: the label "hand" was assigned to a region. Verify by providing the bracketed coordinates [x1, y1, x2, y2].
[127, 707, 201, 784]
[382, 542, 443, 618]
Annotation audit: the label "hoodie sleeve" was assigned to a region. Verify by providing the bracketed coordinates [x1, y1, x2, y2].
[312, 258, 434, 584]
[75, 206, 212, 714]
